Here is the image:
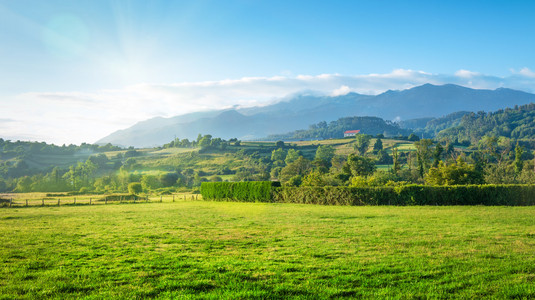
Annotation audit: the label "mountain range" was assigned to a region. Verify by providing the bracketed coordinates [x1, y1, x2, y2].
[96, 84, 535, 147]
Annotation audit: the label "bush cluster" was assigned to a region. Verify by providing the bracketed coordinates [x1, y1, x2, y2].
[201, 182, 280, 202]
[101, 194, 140, 201]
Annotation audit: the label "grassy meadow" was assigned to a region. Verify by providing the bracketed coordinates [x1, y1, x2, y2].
[1, 201, 535, 298]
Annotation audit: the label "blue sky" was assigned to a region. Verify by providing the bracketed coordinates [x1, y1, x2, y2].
[1, 0, 535, 144]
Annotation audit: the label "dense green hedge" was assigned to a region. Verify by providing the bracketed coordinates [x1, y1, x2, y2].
[201, 182, 279, 202]
[203, 183, 535, 206]
[273, 185, 535, 206]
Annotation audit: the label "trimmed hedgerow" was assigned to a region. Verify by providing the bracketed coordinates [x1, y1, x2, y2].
[272, 185, 535, 206]
[202, 183, 535, 206]
[201, 182, 279, 202]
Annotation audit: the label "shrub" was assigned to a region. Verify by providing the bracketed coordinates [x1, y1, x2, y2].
[201, 181, 278, 202]
[128, 182, 142, 195]
[78, 187, 92, 194]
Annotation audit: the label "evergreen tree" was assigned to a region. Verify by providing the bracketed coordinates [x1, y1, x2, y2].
[373, 138, 383, 153]
[392, 146, 400, 175]
[433, 143, 444, 168]
[514, 143, 524, 175]
[354, 134, 372, 155]
[414, 139, 433, 178]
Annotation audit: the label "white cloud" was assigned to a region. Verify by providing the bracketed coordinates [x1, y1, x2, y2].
[331, 85, 352, 96]
[455, 69, 480, 78]
[2, 69, 535, 145]
[515, 67, 535, 78]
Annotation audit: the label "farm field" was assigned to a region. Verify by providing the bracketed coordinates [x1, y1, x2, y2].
[1, 202, 535, 298]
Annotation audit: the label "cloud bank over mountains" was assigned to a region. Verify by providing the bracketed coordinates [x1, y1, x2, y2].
[4, 69, 535, 145]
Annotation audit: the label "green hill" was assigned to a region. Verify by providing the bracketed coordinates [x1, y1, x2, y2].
[436, 103, 535, 144]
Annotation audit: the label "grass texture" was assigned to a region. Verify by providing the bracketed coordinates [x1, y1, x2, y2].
[1, 202, 535, 298]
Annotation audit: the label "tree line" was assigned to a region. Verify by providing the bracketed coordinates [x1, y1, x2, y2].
[3, 130, 535, 195]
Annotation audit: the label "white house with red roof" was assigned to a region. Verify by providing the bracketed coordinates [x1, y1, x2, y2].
[344, 130, 360, 137]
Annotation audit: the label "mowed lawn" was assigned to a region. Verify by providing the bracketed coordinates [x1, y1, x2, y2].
[1, 202, 535, 299]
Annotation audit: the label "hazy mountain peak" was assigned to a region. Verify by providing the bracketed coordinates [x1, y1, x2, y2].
[97, 84, 535, 147]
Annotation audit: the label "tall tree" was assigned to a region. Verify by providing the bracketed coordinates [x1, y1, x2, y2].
[314, 145, 335, 166]
[373, 138, 383, 153]
[432, 143, 444, 168]
[392, 146, 400, 175]
[344, 154, 376, 177]
[414, 139, 434, 178]
[285, 149, 301, 165]
[514, 143, 524, 175]
[279, 156, 311, 182]
[271, 148, 286, 162]
[354, 134, 372, 155]
[198, 135, 213, 149]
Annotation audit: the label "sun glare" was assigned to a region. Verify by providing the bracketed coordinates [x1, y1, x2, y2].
[42, 14, 89, 59]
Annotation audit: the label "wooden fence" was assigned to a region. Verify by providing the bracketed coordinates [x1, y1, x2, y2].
[0, 193, 201, 208]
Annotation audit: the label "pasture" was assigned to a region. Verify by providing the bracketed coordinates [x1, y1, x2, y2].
[1, 201, 535, 298]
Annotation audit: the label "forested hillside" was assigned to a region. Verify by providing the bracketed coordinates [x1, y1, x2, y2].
[410, 111, 471, 138]
[265, 116, 411, 140]
[436, 103, 535, 144]
[0, 139, 121, 177]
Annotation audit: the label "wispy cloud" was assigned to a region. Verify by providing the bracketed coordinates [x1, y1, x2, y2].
[35, 93, 97, 103]
[0, 118, 17, 124]
[2, 69, 535, 145]
[512, 67, 535, 78]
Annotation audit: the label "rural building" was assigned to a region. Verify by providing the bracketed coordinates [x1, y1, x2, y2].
[344, 130, 360, 137]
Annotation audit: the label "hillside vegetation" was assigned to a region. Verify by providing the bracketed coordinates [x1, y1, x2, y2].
[436, 103, 535, 144]
[5, 102, 535, 196]
[264, 116, 411, 140]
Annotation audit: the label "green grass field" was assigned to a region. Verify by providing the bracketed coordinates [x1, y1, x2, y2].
[1, 202, 535, 298]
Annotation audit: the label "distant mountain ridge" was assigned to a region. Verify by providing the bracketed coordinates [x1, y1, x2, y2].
[96, 84, 535, 147]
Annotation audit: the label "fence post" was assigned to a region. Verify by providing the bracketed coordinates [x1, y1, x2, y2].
[26, 199, 28, 207]
[196, 195, 198, 200]
[58, 198, 60, 206]
[173, 195, 175, 202]
[160, 196, 162, 203]
[9, 198, 12, 207]
[74, 197, 76, 205]
[89, 198, 92, 205]
[105, 197, 108, 205]
[146, 196, 149, 202]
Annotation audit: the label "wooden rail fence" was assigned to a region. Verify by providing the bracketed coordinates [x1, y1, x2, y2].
[1, 194, 200, 208]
